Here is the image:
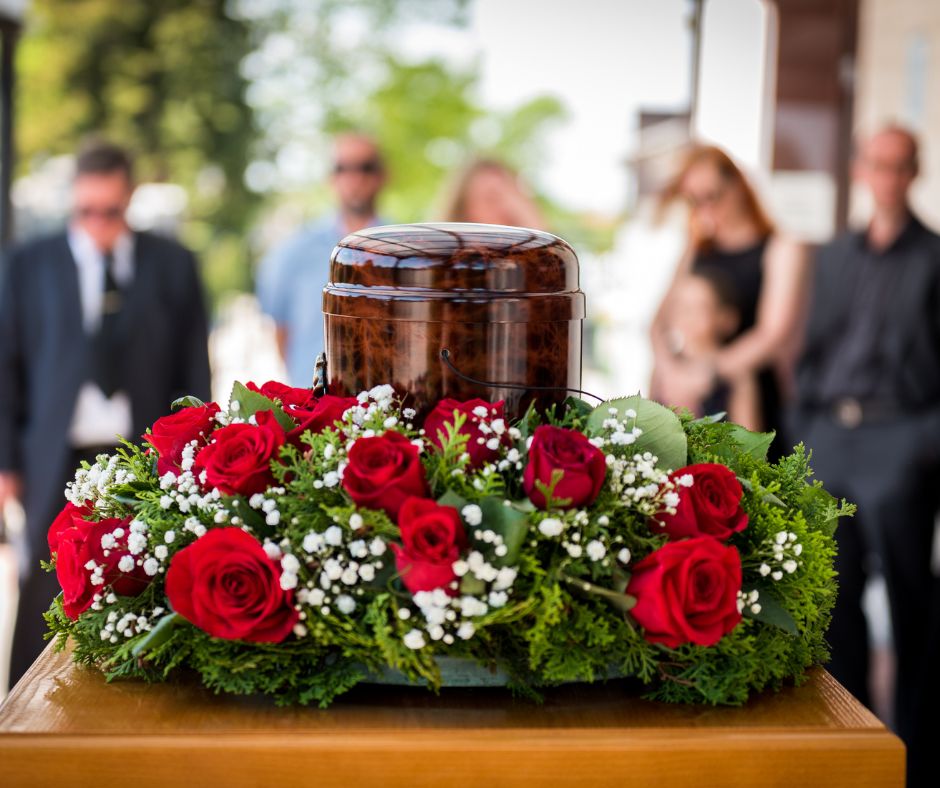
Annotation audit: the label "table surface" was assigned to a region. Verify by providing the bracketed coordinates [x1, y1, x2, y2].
[0, 644, 905, 788]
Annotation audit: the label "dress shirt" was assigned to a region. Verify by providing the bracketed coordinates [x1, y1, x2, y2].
[256, 213, 387, 387]
[67, 226, 135, 447]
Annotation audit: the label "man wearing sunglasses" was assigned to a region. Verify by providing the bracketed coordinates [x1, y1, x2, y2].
[0, 140, 211, 687]
[256, 133, 389, 386]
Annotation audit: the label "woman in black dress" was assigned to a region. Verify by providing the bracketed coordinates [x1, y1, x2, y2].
[650, 145, 810, 457]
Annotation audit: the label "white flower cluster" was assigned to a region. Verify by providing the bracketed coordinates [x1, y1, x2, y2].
[158, 464, 222, 516]
[401, 548, 519, 650]
[289, 516, 387, 621]
[65, 454, 136, 508]
[737, 588, 762, 615]
[591, 406, 643, 448]
[533, 511, 630, 567]
[248, 488, 286, 527]
[468, 406, 522, 458]
[606, 451, 681, 517]
[96, 602, 165, 643]
[757, 531, 803, 581]
[83, 518, 166, 602]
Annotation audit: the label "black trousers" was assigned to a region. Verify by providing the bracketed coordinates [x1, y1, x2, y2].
[8, 447, 110, 689]
[796, 411, 940, 788]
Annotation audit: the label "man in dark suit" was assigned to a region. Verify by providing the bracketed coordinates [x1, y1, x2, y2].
[0, 141, 211, 687]
[793, 125, 940, 788]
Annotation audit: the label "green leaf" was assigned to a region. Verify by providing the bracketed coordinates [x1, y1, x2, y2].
[564, 396, 594, 421]
[110, 494, 141, 508]
[728, 424, 775, 461]
[744, 589, 798, 635]
[799, 485, 845, 538]
[478, 497, 529, 567]
[229, 381, 295, 432]
[460, 575, 487, 596]
[436, 489, 468, 511]
[131, 612, 183, 657]
[562, 573, 636, 613]
[690, 411, 726, 425]
[587, 395, 688, 471]
[171, 395, 207, 410]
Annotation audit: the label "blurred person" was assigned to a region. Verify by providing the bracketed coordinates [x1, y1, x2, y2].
[0, 140, 211, 688]
[792, 125, 940, 788]
[650, 145, 809, 454]
[657, 269, 761, 431]
[440, 158, 545, 229]
[256, 133, 388, 387]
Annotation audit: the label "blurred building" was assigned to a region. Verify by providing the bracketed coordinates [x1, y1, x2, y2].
[853, 0, 940, 228]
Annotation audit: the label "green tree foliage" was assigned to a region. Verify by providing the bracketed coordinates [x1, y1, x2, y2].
[16, 0, 615, 305]
[17, 0, 259, 297]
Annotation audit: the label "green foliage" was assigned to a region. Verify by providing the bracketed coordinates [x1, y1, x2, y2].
[18, 0, 261, 302]
[589, 396, 688, 470]
[48, 393, 842, 708]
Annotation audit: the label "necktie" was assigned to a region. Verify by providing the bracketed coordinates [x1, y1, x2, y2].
[90, 251, 126, 397]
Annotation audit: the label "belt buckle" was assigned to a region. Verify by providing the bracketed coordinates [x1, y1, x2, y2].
[834, 397, 863, 429]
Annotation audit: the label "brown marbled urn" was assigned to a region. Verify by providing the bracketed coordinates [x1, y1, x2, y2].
[322, 223, 585, 421]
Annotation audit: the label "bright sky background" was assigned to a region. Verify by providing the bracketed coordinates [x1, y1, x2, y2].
[400, 0, 770, 215]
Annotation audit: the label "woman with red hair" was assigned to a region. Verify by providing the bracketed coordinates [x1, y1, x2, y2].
[650, 145, 810, 455]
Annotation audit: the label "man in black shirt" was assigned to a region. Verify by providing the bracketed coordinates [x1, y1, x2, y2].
[794, 125, 940, 788]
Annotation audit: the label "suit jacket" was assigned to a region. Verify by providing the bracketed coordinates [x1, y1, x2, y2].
[796, 215, 940, 413]
[0, 230, 211, 566]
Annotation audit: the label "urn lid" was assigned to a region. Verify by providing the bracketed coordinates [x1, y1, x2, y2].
[325, 223, 584, 322]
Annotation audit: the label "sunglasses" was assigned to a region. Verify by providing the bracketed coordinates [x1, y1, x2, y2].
[76, 206, 124, 221]
[333, 160, 382, 176]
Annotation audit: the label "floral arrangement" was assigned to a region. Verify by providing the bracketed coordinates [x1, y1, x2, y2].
[44, 381, 849, 707]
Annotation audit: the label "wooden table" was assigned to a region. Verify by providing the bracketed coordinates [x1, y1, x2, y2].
[0, 644, 904, 787]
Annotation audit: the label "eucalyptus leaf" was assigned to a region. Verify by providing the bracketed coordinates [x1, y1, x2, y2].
[744, 588, 798, 635]
[229, 381, 295, 432]
[171, 394, 207, 411]
[131, 612, 183, 657]
[587, 395, 688, 471]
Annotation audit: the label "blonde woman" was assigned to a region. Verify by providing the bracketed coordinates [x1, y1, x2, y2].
[439, 158, 545, 229]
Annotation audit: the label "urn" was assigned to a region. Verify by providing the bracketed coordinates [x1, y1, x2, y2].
[322, 223, 585, 420]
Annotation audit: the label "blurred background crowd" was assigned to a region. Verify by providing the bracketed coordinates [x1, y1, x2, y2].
[2, 0, 940, 785]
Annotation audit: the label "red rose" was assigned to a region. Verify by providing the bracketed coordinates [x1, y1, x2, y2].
[627, 536, 742, 648]
[47, 500, 93, 557]
[288, 394, 358, 443]
[144, 403, 220, 476]
[342, 431, 428, 519]
[391, 497, 468, 594]
[165, 527, 298, 642]
[424, 398, 507, 468]
[195, 410, 285, 496]
[651, 464, 748, 541]
[523, 425, 607, 509]
[53, 514, 150, 620]
[246, 380, 318, 417]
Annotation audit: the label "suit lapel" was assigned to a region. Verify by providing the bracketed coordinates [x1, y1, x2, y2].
[52, 234, 86, 340]
[121, 231, 153, 332]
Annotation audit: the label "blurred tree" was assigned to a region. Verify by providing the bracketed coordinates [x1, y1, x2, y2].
[235, 0, 615, 254]
[16, 0, 259, 298]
